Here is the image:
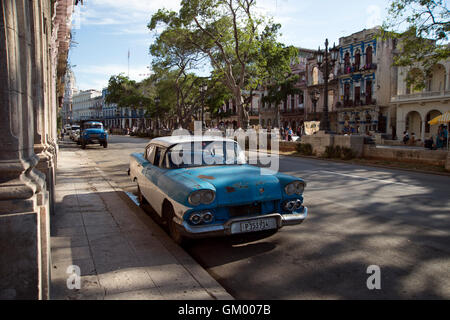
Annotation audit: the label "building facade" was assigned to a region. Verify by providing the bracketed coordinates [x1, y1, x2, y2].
[60, 67, 78, 125]
[72, 89, 103, 122]
[392, 60, 450, 141]
[335, 27, 397, 135]
[0, 0, 79, 299]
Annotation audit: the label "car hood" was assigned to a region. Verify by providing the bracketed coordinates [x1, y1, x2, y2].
[175, 165, 283, 206]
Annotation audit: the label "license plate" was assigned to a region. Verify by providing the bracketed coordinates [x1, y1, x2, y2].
[90, 134, 99, 138]
[231, 218, 277, 234]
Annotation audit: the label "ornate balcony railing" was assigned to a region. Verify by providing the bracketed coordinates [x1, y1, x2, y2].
[391, 90, 450, 102]
[338, 63, 377, 76]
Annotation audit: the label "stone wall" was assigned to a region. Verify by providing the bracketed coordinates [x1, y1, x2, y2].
[363, 145, 448, 167]
[301, 132, 364, 156]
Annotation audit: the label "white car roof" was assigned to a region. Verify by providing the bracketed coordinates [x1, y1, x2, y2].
[149, 135, 236, 148]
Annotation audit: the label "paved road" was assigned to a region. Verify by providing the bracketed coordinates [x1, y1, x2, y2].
[64, 135, 450, 299]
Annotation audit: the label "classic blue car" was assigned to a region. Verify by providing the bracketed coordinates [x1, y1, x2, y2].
[129, 136, 307, 244]
[80, 121, 108, 149]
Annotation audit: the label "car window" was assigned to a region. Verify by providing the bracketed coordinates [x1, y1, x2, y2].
[154, 147, 164, 167]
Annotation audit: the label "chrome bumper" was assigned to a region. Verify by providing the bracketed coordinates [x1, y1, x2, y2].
[175, 207, 308, 238]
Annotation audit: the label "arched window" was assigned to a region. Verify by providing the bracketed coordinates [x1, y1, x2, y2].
[313, 67, 319, 85]
[354, 49, 361, 70]
[291, 95, 295, 111]
[344, 52, 350, 67]
[365, 46, 373, 66]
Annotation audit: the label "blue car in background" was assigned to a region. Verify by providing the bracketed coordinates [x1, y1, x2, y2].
[80, 121, 108, 149]
[129, 135, 308, 244]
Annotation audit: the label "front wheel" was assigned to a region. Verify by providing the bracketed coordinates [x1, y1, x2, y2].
[164, 203, 187, 246]
[137, 185, 148, 205]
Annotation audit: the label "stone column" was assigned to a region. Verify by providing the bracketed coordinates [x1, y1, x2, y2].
[0, 0, 49, 300]
[421, 120, 426, 142]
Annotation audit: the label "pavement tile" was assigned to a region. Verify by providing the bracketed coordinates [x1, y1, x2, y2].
[85, 224, 121, 236]
[98, 267, 156, 295]
[51, 235, 89, 249]
[52, 257, 97, 278]
[54, 226, 87, 237]
[51, 275, 104, 300]
[54, 212, 84, 228]
[104, 288, 162, 300]
[52, 246, 92, 262]
[82, 213, 117, 227]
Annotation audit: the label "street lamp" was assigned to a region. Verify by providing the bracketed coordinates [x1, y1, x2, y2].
[309, 89, 320, 121]
[200, 82, 208, 130]
[316, 39, 338, 132]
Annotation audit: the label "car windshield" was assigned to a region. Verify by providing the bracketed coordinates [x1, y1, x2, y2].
[84, 123, 102, 129]
[167, 141, 246, 169]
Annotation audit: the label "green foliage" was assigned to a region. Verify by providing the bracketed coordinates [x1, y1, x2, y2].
[323, 145, 356, 160]
[341, 147, 356, 160]
[296, 143, 313, 156]
[382, 0, 450, 90]
[148, 0, 295, 128]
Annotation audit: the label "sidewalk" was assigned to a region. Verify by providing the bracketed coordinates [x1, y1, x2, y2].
[50, 144, 233, 300]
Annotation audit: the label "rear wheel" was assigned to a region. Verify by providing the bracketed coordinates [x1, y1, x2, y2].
[81, 141, 86, 149]
[103, 141, 108, 148]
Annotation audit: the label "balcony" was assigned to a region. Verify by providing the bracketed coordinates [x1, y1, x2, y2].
[391, 90, 450, 103]
[338, 63, 377, 76]
[337, 98, 377, 108]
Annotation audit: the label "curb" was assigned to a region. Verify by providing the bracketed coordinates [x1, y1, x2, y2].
[284, 153, 450, 177]
[81, 151, 234, 300]
[254, 148, 450, 177]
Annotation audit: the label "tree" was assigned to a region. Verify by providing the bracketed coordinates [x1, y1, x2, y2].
[149, 0, 294, 129]
[256, 24, 299, 127]
[382, 0, 449, 90]
[105, 74, 156, 130]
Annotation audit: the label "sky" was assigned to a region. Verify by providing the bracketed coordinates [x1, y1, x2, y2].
[69, 0, 392, 91]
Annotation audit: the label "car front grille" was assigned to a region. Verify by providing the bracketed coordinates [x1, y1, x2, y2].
[228, 202, 262, 218]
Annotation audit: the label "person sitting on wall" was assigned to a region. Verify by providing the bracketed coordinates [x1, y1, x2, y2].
[403, 131, 410, 144]
[409, 132, 416, 145]
[424, 136, 434, 150]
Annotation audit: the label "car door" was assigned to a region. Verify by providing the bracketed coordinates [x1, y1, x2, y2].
[140, 144, 157, 206]
[145, 146, 168, 216]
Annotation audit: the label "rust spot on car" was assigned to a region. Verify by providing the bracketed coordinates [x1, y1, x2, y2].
[198, 175, 215, 180]
[226, 186, 236, 193]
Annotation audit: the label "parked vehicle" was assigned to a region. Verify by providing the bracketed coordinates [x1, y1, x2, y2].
[74, 129, 81, 145]
[79, 120, 108, 149]
[68, 125, 80, 140]
[129, 135, 308, 244]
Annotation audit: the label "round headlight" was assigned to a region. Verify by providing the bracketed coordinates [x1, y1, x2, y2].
[285, 181, 306, 195]
[188, 192, 202, 206]
[294, 181, 305, 195]
[201, 190, 215, 204]
[188, 190, 215, 206]
[285, 183, 296, 195]
[295, 199, 303, 209]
